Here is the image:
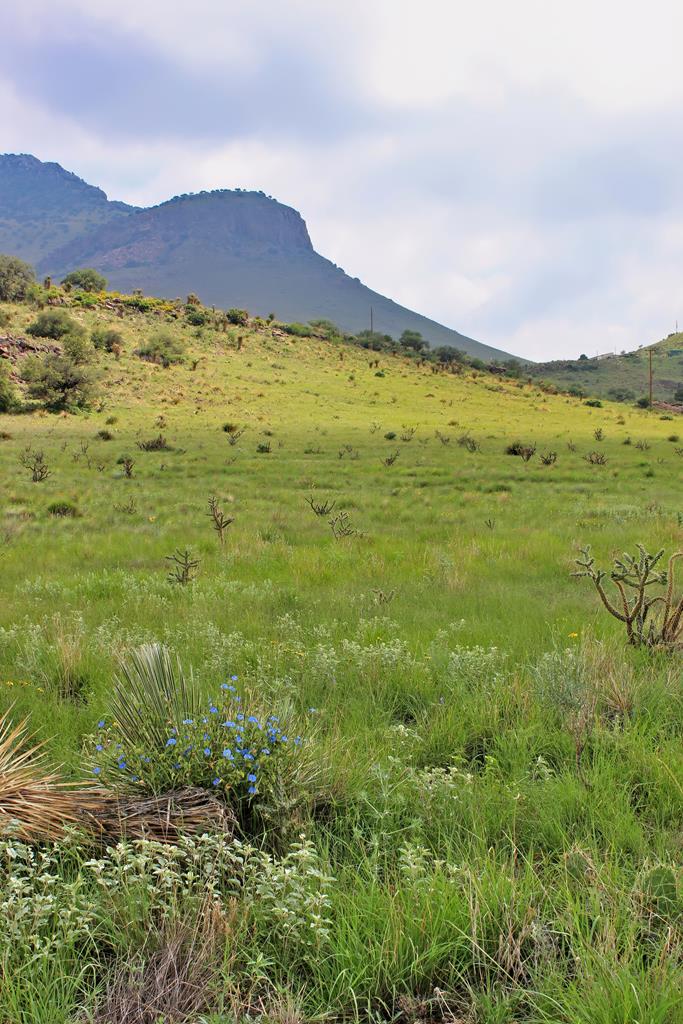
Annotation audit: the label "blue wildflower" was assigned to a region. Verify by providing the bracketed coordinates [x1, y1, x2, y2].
[222, 748, 234, 759]
[209, 705, 218, 714]
[236, 713, 244, 721]
[248, 785, 256, 794]
[212, 778, 221, 786]
[261, 748, 271, 755]
[118, 761, 126, 770]
[182, 718, 194, 725]
[95, 743, 103, 752]
[166, 737, 177, 747]
[92, 766, 101, 775]
[247, 773, 257, 783]
[247, 715, 259, 724]
[204, 747, 212, 756]
[231, 675, 238, 681]
[97, 720, 105, 728]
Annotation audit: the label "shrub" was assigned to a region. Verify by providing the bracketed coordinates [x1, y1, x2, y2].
[92, 327, 124, 353]
[135, 332, 186, 367]
[185, 305, 209, 326]
[282, 322, 312, 337]
[0, 361, 18, 413]
[26, 310, 83, 340]
[62, 331, 94, 365]
[62, 268, 107, 292]
[0, 254, 35, 301]
[137, 434, 171, 451]
[89, 645, 316, 838]
[0, 309, 11, 329]
[584, 399, 602, 408]
[226, 308, 249, 326]
[96, 429, 114, 441]
[21, 353, 98, 411]
[47, 501, 79, 518]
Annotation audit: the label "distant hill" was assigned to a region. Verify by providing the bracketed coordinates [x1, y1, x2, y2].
[529, 335, 683, 405]
[0, 154, 135, 264]
[0, 154, 516, 362]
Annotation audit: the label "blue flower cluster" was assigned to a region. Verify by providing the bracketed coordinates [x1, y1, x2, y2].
[90, 675, 301, 803]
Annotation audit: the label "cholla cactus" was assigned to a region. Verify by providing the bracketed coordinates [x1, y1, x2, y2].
[574, 545, 683, 649]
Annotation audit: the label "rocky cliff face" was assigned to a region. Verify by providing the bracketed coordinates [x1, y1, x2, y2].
[41, 189, 313, 273]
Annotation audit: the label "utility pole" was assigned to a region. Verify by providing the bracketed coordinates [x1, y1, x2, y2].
[370, 306, 374, 334]
[649, 348, 653, 409]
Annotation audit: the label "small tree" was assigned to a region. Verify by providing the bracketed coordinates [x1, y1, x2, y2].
[61, 268, 107, 292]
[0, 361, 18, 413]
[0, 254, 35, 301]
[21, 354, 98, 411]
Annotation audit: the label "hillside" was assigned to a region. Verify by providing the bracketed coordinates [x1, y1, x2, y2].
[0, 153, 135, 264]
[529, 333, 683, 405]
[0, 154, 514, 362]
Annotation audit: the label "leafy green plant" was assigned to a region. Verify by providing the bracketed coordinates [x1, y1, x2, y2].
[135, 332, 186, 367]
[21, 353, 98, 410]
[0, 254, 35, 301]
[26, 310, 83, 340]
[62, 268, 107, 292]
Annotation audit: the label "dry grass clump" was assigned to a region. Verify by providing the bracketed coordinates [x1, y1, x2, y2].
[92, 786, 236, 844]
[91, 902, 231, 1024]
[0, 708, 99, 842]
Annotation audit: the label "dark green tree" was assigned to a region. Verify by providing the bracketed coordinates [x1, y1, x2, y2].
[61, 268, 107, 292]
[0, 254, 35, 301]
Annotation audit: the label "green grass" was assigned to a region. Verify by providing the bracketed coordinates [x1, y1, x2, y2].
[0, 295, 681, 1022]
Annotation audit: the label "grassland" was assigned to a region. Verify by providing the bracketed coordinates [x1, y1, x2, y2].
[0, 295, 682, 1023]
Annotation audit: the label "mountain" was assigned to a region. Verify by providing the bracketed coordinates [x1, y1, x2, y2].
[528, 335, 683, 406]
[0, 154, 135, 264]
[0, 154, 514, 362]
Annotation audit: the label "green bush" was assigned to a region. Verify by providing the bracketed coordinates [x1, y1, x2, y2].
[226, 308, 249, 326]
[26, 310, 83, 341]
[0, 360, 18, 413]
[283, 322, 312, 337]
[91, 327, 123, 353]
[0, 254, 35, 301]
[47, 501, 79, 518]
[21, 353, 98, 411]
[61, 268, 107, 292]
[185, 305, 209, 326]
[62, 332, 94, 365]
[135, 332, 186, 367]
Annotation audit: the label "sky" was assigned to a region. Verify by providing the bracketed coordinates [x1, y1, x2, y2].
[2, 0, 683, 360]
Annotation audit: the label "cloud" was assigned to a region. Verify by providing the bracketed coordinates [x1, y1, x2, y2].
[1, 0, 683, 360]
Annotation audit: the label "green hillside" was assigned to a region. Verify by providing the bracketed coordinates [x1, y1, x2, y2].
[0, 287, 682, 1023]
[529, 333, 683, 406]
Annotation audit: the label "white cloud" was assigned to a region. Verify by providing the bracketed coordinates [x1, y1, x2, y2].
[2, 1, 683, 359]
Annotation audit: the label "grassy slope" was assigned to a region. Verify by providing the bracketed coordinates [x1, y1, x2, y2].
[529, 334, 683, 404]
[0, 297, 682, 1022]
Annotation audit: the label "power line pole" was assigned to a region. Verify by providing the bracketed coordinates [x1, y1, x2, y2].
[370, 306, 374, 334]
[649, 347, 653, 409]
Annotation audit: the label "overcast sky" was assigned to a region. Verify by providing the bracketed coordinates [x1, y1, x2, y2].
[2, 1, 683, 360]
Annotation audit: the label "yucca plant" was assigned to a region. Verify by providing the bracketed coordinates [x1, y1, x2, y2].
[108, 643, 203, 767]
[0, 708, 100, 842]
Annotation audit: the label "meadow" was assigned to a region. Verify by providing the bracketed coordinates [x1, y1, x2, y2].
[0, 295, 681, 1023]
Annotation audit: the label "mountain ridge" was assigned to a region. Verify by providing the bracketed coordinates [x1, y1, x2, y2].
[0, 153, 516, 362]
